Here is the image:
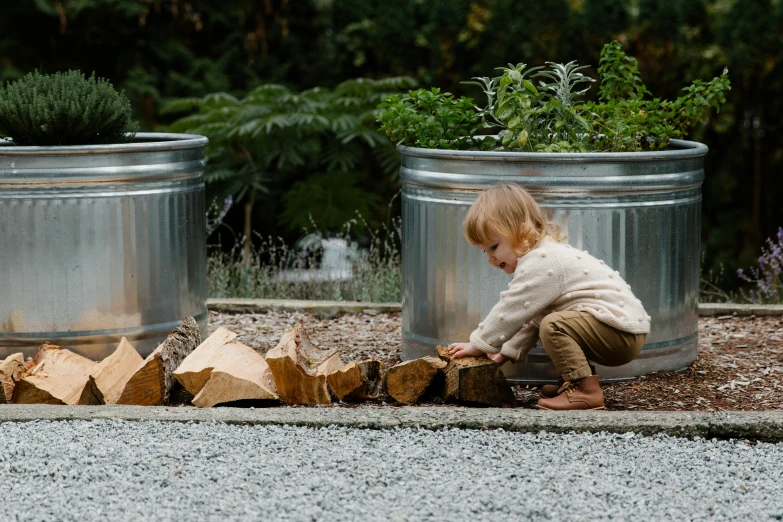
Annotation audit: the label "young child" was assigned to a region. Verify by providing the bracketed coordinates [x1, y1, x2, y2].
[447, 183, 649, 410]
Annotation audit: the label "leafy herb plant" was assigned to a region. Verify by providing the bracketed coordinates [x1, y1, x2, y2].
[376, 87, 493, 150]
[377, 41, 731, 153]
[587, 41, 731, 151]
[0, 70, 138, 146]
[465, 61, 595, 152]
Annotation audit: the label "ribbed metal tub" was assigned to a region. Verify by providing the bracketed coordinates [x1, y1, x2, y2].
[0, 133, 208, 359]
[400, 139, 706, 383]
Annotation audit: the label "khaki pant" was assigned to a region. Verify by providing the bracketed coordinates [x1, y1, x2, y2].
[539, 310, 646, 381]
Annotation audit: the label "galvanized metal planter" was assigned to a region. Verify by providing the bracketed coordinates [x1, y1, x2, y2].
[0, 133, 208, 359]
[400, 139, 706, 383]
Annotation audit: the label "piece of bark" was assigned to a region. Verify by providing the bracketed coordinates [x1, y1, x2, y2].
[190, 341, 279, 408]
[0, 353, 27, 404]
[115, 317, 202, 406]
[436, 346, 516, 407]
[81, 338, 144, 405]
[172, 327, 238, 396]
[385, 356, 447, 405]
[327, 359, 384, 402]
[265, 323, 344, 405]
[14, 343, 99, 405]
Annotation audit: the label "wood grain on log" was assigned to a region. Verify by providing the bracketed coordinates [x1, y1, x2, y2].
[436, 346, 515, 407]
[115, 317, 202, 406]
[265, 323, 344, 405]
[172, 327, 237, 396]
[191, 341, 279, 407]
[85, 338, 144, 405]
[385, 356, 446, 405]
[327, 359, 384, 401]
[0, 353, 27, 404]
[14, 343, 98, 405]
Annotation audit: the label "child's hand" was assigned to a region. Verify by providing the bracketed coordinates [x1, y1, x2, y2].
[488, 353, 508, 366]
[448, 342, 485, 359]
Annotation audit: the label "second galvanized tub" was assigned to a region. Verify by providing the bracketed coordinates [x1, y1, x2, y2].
[0, 133, 208, 359]
[400, 139, 706, 383]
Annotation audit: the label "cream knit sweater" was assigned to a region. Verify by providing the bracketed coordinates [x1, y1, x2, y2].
[469, 237, 650, 362]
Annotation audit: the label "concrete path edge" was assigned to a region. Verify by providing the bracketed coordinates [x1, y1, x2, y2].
[207, 298, 783, 317]
[2, 405, 782, 442]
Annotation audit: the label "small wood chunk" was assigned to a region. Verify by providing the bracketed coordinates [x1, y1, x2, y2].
[172, 327, 238, 396]
[191, 341, 279, 408]
[327, 359, 384, 401]
[436, 345, 515, 407]
[265, 324, 344, 405]
[115, 317, 202, 406]
[0, 353, 27, 404]
[82, 338, 144, 405]
[14, 343, 98, 405]
[385, 356, 446, 405]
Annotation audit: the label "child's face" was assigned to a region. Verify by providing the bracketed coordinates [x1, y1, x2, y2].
[479, 236, 520, 274]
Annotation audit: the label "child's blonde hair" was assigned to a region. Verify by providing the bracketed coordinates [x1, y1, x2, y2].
[463, 183, 563, 253]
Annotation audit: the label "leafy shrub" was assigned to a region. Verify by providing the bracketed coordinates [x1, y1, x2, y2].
[0, 70, 138, 146]
[377, 41, 731, 153]
[164, 76, 415, 256]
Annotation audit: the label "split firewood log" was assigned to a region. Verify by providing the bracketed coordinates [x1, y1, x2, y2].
[436, 346, 516, 407]
[0, 353, 29, 404]
[384, 356, 447, 405]
[265, 323, 344, 405]
[327, 359, 384, 402]
[115, 317, 201, 406]
[172, 327, 278, 407]
[13, 342, 99, 405]
[81, 338, 144, 405]
[172, 326, 237, 396]
[190, 342, 279, 408]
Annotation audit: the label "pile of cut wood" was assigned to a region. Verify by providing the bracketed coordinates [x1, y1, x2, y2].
[0, 317, 515, 408]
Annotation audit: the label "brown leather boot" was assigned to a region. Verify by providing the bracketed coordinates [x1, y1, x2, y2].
[540, 366, 596, 398]
[539, 382, 563, 398]
[534, 375, 605, 410]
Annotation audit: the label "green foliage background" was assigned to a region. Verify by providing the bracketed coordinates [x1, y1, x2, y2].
[2, 0, 781, 285]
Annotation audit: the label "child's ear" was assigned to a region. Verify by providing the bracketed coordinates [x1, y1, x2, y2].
[513, 239, 531, 256]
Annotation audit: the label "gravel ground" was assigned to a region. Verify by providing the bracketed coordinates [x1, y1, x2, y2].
[209, 311, 783, 411]
[1, 420, 781, 521]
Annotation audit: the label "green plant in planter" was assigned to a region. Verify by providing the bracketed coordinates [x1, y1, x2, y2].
[586, 41, 731, 151]
[0, 70, 139, 146]
[376, 87, 493, 150]
[377, 41, 731, 153]
[465, 61, 596, 152]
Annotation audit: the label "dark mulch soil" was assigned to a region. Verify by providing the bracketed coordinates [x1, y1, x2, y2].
[209, 311, 783, 411]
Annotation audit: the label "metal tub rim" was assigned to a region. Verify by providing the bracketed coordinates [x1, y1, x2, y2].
[0, 133, 209, 187]
[398, 138, 708, 163]
[0, 132, 208, 155]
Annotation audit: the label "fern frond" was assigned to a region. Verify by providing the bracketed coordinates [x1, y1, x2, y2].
[323, 141, 364, 172]
[331, 114, 361, 133]
[160, 97, 208, 115]
[247, 84, 290, 98]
